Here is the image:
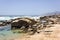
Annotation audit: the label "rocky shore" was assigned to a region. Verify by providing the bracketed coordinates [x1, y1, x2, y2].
[0, 14, 60, 40]
[0, 14, 60, 34]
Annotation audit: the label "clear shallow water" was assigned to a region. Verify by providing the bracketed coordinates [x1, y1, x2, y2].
[0, 31, 21, 40]
[0, 25, 24, 40]
[0, 24, 22, 40]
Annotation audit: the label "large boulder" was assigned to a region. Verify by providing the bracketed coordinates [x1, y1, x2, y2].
[11, 17, 38, 33]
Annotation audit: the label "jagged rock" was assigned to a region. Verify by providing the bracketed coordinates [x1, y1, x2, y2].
[11, 17, 38, 33]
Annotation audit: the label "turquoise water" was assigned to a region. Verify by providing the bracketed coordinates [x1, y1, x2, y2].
[0, 24, 19, 40]
[0, 25, 10, 40]
[0, 30, 21, 40]
[0, 24, 25, 40]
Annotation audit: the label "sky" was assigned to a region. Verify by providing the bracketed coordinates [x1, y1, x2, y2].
[0, 0, 60, 16]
